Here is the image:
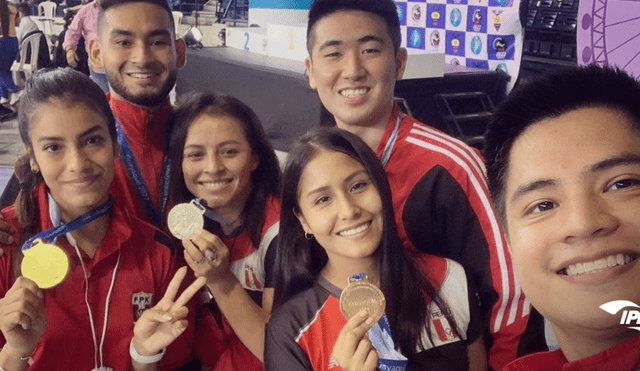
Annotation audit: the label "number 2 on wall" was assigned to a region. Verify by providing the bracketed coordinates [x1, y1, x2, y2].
[244, 32, 250, 50]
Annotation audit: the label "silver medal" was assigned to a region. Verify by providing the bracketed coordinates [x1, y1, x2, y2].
[167, 201, 205, 240]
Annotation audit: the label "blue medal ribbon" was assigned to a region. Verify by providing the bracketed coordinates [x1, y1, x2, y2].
[380, 113, 403, 167]
[115, 119, 170, 226]
[349, 274, 408, 371]
[21, 199, 113, 251]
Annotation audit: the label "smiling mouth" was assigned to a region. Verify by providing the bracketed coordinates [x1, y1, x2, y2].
[337, 221, 371, 237]
[340, 88, 370, 98]
[198, 179, 232, 190]
[127, 72, 159, 79]
[557, 254, 638, 276]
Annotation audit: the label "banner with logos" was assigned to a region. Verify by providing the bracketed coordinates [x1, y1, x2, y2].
[396, 0, 523, 83]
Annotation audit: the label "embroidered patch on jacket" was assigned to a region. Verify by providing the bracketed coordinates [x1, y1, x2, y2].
[132, 292, 153, 320]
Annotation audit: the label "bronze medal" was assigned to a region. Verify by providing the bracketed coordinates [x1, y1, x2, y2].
[167, 201, 205, 240]
[339, 273, 385, 322]
[21, 239, 70, 289]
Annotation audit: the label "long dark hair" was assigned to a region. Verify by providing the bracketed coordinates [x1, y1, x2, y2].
[273, 127, 450, 354]
[168, 91, 281, 245]
[1, 0, 10, 37]
[13, 68, 116, 273]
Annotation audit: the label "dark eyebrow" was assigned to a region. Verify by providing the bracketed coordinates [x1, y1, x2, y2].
[589, 153, 640, 173]
[317, 34, 385, 52]
[110, 28, 171, 39]
[357, 34, 385, 45]
[510, 179, 556, 205]
[37, 125, 104, 143]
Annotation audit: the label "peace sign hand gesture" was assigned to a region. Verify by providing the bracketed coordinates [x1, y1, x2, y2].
[132, 267, 206, 361]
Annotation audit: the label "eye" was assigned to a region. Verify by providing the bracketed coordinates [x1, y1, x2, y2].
[114, 39, 132, 47]
[525, 201, 556, 215]
[220, 148, 240, 157]
[362, 48, 380, 54]
[314, 195, 331, 206]
[43, 143, 61, 153]
[150, 39, 170, 46]
[350, 181, 369, 193]
[323, 51, 340, 58]
[607, 178, 640, 191]
[185, 151, 204, 160]
[85, 135, 104, 146]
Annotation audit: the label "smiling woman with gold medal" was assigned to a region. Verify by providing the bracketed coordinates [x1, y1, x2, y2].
[0, 68, 205, 371]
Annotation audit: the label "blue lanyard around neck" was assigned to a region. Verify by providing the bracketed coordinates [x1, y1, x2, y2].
[21, 199, 112, 251]
[380, 113, 403, 167]
[367, 314, 408, 371]
[115, 119, 170, 226]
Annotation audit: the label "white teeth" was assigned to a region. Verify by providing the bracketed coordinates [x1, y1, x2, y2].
[129, 73, 154, 78]
[340, 88, 368, 97]
[564, 254, 636, 276]
[338, 222, 370, 237]
[200, 180, 230, 189]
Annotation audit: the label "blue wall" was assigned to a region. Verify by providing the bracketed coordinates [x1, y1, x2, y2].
[249, 0, 312, 10]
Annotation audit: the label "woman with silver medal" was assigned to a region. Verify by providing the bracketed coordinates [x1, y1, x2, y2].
[166, 91, 282, 369]
[0, 69, 205, 371]
[266, 128, 487, 371]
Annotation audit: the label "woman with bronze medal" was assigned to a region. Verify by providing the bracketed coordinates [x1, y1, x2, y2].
[166, 91, 282, 369]
[0, 68, 205, 371]
[266, 128, 487, 371]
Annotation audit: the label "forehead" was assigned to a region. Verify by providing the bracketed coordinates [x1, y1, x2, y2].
[30, 100, 108, 134]
[100, 2, 173, 35]
[309, 10, 392, 51]
[186, 114, 248, 142]
[300, 150, 365, 185]
[505, 107, 640, 191]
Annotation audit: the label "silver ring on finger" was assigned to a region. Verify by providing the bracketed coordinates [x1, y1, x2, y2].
[204, 248, 217, 262]
[194, 256, 206, 265]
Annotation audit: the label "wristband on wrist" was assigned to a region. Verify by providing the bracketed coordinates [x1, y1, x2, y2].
[129, 339, 165, 364]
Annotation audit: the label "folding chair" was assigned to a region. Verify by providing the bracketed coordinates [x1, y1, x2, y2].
[11, 32, 43, 86]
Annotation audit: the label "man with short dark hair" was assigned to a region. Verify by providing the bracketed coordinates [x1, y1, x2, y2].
[89, 0, 185, 228]
[485, 65, 640, 371]
[304, 0, 533, 369]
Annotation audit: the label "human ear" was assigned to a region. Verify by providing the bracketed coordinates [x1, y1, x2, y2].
[294, 208, 312, 235]
[305, 57, 317, 90]
[175, 38, 187, 68]
[395, 47, 408, 80]
[89, 38, 104, 70]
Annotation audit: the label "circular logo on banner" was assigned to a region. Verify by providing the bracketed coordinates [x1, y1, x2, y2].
[431, 10, 441, 26]
[451, 36, 460, 53]
[473, 9, 483, 32]
[496, 63, 509, 73]
[411, 29, 422, 48]
[450, 8, 462, 27]
[430, 30, 440, 47]
[494, 37, 507, 59]
[397, 4, 405, 24]
[471, 35, 483, 55]
[412, 5, 422, 22]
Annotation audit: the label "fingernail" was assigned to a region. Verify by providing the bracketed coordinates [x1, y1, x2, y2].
[359, 309, 368, 317]
[162, 314, 172, 321]
[365, 317, 374, 325]
[37, 290, 43, 299]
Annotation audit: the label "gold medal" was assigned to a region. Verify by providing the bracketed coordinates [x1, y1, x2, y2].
[167, 201, 205, 240]
[339, 273, 385, 322]
[21, 239, 70, 289]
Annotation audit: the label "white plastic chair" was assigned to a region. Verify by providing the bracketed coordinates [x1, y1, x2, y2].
[10, 33, 43, 86]
[37, 1, 57, 46]
[172, 11, 183, 30]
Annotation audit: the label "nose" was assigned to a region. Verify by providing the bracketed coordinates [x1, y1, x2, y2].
[203, 153, 225, 174]
[130, 41, 153, 65]
[67, 147, 91, 173]
[561, 193, 618, 243]
[341, 51, 366, 80]
[337, 192, 361, 220]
